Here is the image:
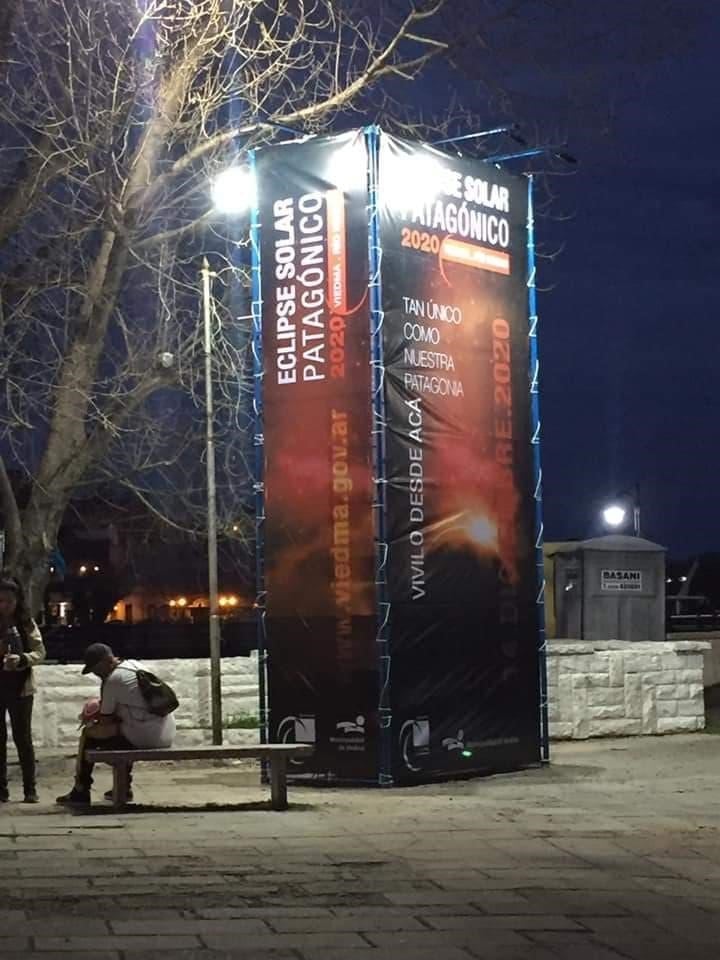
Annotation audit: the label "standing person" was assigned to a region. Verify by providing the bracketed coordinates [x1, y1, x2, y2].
[56, 643, 176, 805]
[0, 573, 46, 803]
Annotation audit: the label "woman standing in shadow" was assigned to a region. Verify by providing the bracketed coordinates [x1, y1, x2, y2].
[0, 573, 46, 803]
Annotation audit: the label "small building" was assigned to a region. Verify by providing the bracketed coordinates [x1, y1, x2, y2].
[546, 535, 666, 643]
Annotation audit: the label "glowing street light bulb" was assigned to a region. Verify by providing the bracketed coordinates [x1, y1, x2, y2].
[211, 167, 255, 215]
[602, 504, 626, 528]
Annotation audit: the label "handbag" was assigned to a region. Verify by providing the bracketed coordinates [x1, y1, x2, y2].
[133, 668, 179, 717]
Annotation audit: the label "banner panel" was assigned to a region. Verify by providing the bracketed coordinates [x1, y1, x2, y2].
[257, 132, 377, 781]
[377, 135, 541, 780]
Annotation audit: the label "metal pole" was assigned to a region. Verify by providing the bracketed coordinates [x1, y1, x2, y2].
[633, 483, 641, 538]
[202, 256, 223, 745]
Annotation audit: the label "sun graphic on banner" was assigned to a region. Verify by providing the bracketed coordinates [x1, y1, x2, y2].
[428, 510, 499, 556]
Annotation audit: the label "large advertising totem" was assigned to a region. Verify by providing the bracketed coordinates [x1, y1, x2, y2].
[251, 128, 545, 784]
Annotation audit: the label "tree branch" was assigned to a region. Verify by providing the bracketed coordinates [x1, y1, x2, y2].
[0, 454, 24, 569]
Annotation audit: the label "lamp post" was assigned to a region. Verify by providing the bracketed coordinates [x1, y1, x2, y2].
[202, 165, 255, 745]
[201, 256, 223, 745]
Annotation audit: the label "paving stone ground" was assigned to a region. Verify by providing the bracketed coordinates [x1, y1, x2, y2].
[0, 733, 718, 958]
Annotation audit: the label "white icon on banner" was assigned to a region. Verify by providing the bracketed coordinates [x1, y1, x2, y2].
[330, 715, 366, 753]
[442, 729, 465, 752]
[277, 715, 316, 764]
[399, 717, 430, 772]
[336, 715, 365, 735]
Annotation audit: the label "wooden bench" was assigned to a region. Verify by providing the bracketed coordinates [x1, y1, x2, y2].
[86, 744, 312, 811]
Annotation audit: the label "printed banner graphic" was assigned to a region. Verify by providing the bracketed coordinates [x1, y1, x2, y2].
[257, 132, 377, 781]
[256, 130, 542, 784]
[378, 135, 540, 780]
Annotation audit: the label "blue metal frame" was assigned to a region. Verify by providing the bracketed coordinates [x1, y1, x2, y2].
[365, 126, 393, 786]
[432, 125, 516, 147]
[527, 175, 550, 763]
[249, 149, 268, 748]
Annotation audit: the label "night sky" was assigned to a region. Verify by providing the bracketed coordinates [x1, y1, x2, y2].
[535, 8, 718, 556]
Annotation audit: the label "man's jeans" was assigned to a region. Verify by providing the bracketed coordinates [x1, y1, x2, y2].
[75, 729, 136, 792]
[0, 694, 36, 794]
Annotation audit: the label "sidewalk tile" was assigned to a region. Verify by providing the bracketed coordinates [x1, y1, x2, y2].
[35, 935, 201, 951]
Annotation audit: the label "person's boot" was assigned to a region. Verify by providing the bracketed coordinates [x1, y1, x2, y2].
[103, 788, 133, 802]
[0, 785, 8, 803]
[56, 786, 91, 806]
[23, 788, 39, 804]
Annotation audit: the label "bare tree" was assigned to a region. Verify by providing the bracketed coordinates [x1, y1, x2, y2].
[0, 0, 451, 607]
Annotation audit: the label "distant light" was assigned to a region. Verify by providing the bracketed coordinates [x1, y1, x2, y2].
[211, 166, 256, 215]
[232, 524, 239, 533]
[177, 597, 188, 607]
[93, 565, 100, 573]
[679, 576, 688, 583]
[169, 600, 177, 608]
[461, 749, 473, 758]
[602, 504, 626, 528]
[79, 565, 88, 574]
[228, 596, 238, 607]
[666, 578, 673, 584]
[219, 596, 228, 607]
[49, 566, 55, 574]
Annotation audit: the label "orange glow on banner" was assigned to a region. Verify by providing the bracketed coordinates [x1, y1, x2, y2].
[327, 189, 347, 312]
[440, 236, 511, 276]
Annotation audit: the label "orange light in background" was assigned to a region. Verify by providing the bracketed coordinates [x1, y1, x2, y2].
[228, 596, 238, 607]
[79, 565, 87, 574]
[177, 597, 187, 607]
[219, 596, 228, 607]
[169, 600, 177, 608]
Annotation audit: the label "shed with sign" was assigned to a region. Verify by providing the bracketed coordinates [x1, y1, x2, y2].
[549, 535, 666, 642]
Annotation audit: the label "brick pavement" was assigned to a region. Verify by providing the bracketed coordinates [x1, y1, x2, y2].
[0, 733, 718, 958]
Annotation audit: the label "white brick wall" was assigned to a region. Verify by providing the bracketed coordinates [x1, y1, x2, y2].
[31, 655, 260, 749]
[29, 640, 711, 749]
[547, 639, 710, 740]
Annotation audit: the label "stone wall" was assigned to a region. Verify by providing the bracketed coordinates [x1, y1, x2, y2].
[29, 641, 712, 749]
[32, 654, 260, 749]
[547, 639, 710, 740]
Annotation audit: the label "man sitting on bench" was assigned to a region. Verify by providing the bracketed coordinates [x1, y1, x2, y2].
[56, 643, 176, 806]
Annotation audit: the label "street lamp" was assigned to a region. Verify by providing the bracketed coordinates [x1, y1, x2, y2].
[601, 485, 641, 537]
[211, 167, 256, 215]
[203, 165, 255, 745]
[602, 504, 627, 529]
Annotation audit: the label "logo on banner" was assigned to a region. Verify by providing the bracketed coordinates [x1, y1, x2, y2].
[330, 715, 366, 753]
[442, 729, 465, 752]
[277, 715, 316, 765]
[399, 717, 430, 772]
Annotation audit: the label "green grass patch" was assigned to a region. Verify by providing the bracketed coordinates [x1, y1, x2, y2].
[224, 712, 260, 730]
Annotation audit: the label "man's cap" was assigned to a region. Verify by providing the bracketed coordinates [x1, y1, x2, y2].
[81, 642, 114, 674]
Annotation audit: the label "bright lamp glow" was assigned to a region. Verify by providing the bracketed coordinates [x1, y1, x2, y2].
[326, 143, 367, 193]
[602, 504, 626, 528]
[211, 167, 256, 215]
[382, 152, 443, 213]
